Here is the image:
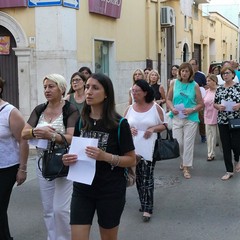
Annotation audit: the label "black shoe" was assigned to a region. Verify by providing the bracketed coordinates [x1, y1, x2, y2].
[201, 136, 206, 143]
[142, 216, 151, 222]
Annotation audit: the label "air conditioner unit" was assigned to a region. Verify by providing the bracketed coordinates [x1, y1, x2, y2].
[160, 6, 175, 26]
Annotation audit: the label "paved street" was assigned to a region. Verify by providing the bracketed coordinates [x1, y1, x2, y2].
[9, 139, 240, 240]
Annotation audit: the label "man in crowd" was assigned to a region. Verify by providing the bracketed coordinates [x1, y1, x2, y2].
[189, 58, 206, 143]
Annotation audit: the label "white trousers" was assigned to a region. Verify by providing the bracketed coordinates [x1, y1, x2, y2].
[172, 118, 198, 167]
[37, 165, 72, 240]
[206, 124, 218, 158]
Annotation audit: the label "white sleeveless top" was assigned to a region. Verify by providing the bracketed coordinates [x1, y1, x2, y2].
[0, 103, 19, 168]
[125, 103, 164, 160]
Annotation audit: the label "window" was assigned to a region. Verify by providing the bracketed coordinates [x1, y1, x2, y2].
[94, 40, 110, 75]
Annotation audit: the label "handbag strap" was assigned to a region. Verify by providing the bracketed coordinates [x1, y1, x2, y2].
[48, 132, 69, 153]
[78, 118, 82, 132]
[157, 124, 174, 140]
[118, 117, 124, 142]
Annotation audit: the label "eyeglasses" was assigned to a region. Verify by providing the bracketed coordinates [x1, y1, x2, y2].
[131, 89, 142, 94]
[72, 78, 83, 83]
[222, 71, 232, 75]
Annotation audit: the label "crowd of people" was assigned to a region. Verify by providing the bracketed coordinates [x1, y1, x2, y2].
[1, 59, 240, 239]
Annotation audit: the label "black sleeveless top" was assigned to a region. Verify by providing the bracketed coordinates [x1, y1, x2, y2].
[151, 83, 161, 100]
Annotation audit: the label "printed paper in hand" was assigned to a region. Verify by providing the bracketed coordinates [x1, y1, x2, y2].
[221, 100, 236, 112]
[67, 137, 98, 185]
[133, 130, 156, 161]
[174, 103, 187, 119]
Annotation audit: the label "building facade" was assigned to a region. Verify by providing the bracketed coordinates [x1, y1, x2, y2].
[0, 0, 239, 119]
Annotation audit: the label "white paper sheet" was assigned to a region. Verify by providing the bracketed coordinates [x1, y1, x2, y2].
[133, 130, 156, 161]
[28, 139, 48, 149]
[67, 137, 98, 185]
[28, 122, 52, 149]
[221, 100, 236, 112]
[174, 103, 187, 119]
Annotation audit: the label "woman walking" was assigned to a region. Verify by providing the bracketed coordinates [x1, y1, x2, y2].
[214, 66, 240, 180]
[63, 73, 136, 240]
[125, 80, 165, 222]
[167, 62, 204, 179]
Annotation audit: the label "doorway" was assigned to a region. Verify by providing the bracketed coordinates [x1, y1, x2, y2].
[0, 26, 19, 108]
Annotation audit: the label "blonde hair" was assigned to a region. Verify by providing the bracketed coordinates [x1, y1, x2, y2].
[43, 74, 67, 96]
[132, 68, 144, 84]
[207, 74, 218, 84]
[148, 69, 160, 84]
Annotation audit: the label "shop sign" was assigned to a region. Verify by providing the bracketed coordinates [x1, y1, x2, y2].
[63, 0, 79, 9]
[88, 0, 122, 19]
[28, 0, 61, 7]
[0, 0, 27, 8]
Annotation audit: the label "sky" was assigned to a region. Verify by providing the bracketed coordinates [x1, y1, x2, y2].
[202, 0, 240, 26]
[209, 0, 239, 4]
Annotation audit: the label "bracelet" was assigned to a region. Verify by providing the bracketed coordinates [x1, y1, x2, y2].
[18, 168, 27, 173]
[110, 155, 120, 170]
[32, 128, 36, 137]
[51, 132, 56, 142]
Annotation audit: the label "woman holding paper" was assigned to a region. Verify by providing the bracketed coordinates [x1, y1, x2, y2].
[166, 62, 203, 179]
[62, 73, 135, 240]
[21, 74, 79, 240]
[124, 80, 166, 222]
[203, 74, 219, 161]
[214, 66, 240, 180]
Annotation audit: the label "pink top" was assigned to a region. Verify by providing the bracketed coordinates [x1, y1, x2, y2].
[203, 89, 218, 125]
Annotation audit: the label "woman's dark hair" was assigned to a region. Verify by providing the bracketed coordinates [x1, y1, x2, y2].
[67, 72, 87, 94]
[170, 64, 179, 77]
[211, 65, 221, 74]
[81, 73, 119, 130]
[134, 79, 154, 103]
[78, 66, 92, 75]
[0, 77, 5, 99]
[178, 62, 194, 82]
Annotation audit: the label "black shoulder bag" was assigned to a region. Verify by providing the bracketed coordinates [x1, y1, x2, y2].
[153, 124, 180, 161]
[38, 132, 69, 181]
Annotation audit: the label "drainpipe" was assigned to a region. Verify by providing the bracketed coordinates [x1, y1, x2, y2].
[157, 0, 162, 74]
[146, 0, 151, 60]
[238, 12, 240, 63]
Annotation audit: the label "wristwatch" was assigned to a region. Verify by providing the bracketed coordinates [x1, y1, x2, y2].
[51, 132, 56, 142]
[192, 107, 196, 112]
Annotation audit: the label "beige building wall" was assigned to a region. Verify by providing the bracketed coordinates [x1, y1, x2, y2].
[0, 0, 239, 119]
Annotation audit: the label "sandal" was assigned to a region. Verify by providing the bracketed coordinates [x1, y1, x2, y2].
[235, 162, 240, 173]
[179, 163, 183, 170]
[183, 167, 191, 179]
[142, 212, 151, 222]
[221, 172, 233, 180]
[207, 156, 215, 161]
